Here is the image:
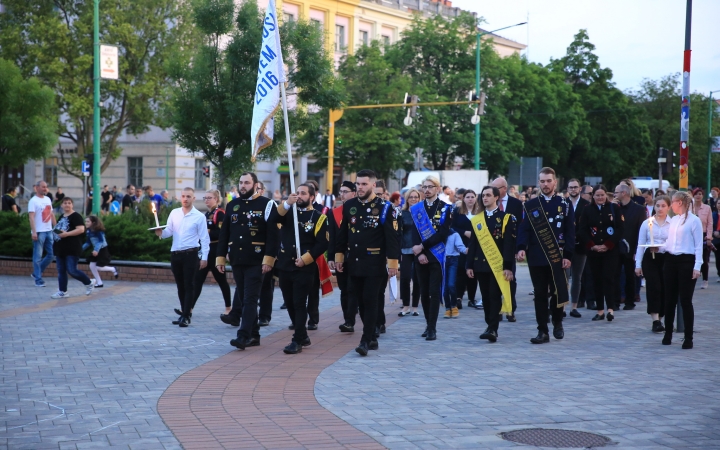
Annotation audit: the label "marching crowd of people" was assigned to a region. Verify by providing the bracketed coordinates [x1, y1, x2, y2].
[18, 167, 719, 355]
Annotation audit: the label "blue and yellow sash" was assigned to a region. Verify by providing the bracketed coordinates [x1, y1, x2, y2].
[471, 212, 513, 314]
[410, 202, 446, 299]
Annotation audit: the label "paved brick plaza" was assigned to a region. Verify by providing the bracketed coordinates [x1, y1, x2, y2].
[1, 265, 719, 449]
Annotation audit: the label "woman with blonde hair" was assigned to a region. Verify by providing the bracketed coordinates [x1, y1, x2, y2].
[399, 188, 422, 316]
[660, 191, 703, 349]
[452, 189, 481, 308]
[621, 178, 645, 206]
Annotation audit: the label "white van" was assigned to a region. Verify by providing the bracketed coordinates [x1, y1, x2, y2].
[630, 177, 671, 194]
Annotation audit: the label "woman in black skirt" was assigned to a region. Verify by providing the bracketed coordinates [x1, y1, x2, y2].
[579, 185, 624, 322]
[635, 195, 671, 333]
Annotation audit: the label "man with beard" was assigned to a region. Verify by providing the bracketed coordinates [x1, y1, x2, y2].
[517, 167, 575, 344]
[411, 176, 452, 341]
[466, 186, 517, 342]
[276, 184, 329, 354]
[565, 179, 590, 318]
[328, 181, 358, 332]
[217, 172, 279, 350]
[373, 181, 390, 337]
[304, 179, 323, 330]
[490, 176, 523, 320]
[335, 170, 400, 356]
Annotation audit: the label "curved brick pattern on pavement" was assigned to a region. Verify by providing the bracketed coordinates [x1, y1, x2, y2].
[159, 304, 401, 450]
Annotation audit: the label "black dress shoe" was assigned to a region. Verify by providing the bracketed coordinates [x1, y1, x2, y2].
[425, 330, 437, 341]
[456, 301, 462, 310]
[258, 319, 270, 327]
[280, 303, 287, 309]
[230, 338, 246, 350]
[174, 308, 183, 316]
[606, 312, 614, 322]
[283, 341, 302, 354]
[374, 327, 380, 338]
[245, 336, 260, 347]
[682, 338, 693, 349]
[562, 311, 567, 318]
[172, 316, 182, 325]
[479, 328, 497, 342]
[507, 315, 516, 322]
[569, 309, 582, 318]
[288, 324, 295, 330]
[498, 314, 503, 322]
[468, 300, 477, 308]
[368, 340, 379, 350]
[355, 341, 369, 356]
[300, 337, 311, 347]
[486, 330, 498, 342]
[623, 304, 636, 310]
[662, 333, 672, 345]
[307, 323, 318, 331]
[339, 323, 354, 332]
[178, 316, 189, 327]
[530, 332, 550, 344]
[652, 320, 665, 333]
[553, 325, 564, 340]
[379, 325, 386, 334]
[421, 328, 428, 338]
[591, 314, 605, 321]
[220, 314, 239, 327]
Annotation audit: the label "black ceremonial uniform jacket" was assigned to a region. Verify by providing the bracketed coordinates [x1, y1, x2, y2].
[334, 193, 400, 277]
[410, 197, 453, 264]
[206, 207, 225, 244]
[274, 203, 329, 272]
[578, 202, 624, 256]
[216, 193, 279, 267]
[466, 208, 517, 273]
[516, 194, 575, 266]
[570, 197, 590, 255]
[326, 205, 343, 263]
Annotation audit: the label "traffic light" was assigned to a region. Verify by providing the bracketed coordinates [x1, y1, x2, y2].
[336, 136, 342, 146]
[202, 166, 210, 178]
[667, 150, 676, 175]
[85, 153, 94, 174]
[658, 148, 676, 175]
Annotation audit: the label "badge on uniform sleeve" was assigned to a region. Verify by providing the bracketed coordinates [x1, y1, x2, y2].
[558, 206, 562, 212]
[607, 227, 614, 235]
[532, 211, 540, 218]
[233, 205, 239, 211]
[372, 208, 379, 215]
[350, 207, 357, 215]
[231, 214, 238, 223]
[350, 217, 357, 225]
[255, 246, 262, 253]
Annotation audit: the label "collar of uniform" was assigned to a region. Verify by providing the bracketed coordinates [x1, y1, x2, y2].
[541, 193, 554, 202]
[299, 205, 313, 212]
[425, 197, 438, 207]
[485, 206, 498, 216]
[359, 193, 377, 205]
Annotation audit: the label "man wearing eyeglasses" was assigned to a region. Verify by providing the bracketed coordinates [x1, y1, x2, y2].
[491, 177, 523, 320]
[328, 181, 358, 332]
[410, 176, 452, 341]
[565, 179, 590, 318]
[613, 184, 645, 311]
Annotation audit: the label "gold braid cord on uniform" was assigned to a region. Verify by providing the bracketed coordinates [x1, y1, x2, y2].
[471, 213, 513, 314]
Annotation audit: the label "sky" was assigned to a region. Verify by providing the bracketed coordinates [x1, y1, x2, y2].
[451, 0, 720, 96]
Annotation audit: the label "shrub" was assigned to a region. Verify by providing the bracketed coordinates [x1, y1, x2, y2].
[0, 212, 33, 257]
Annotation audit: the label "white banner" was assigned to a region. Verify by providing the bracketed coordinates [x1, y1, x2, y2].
[250, 0, 286, 161]
[100, 44, 119, 80]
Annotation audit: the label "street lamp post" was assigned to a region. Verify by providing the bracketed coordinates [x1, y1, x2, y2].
[92, 0, 101, 214]
[475, 22, 527, 170]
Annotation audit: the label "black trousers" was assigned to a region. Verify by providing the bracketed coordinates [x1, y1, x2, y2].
[279, 269, 312, 343]
[229, 264, 263, 339]
[615, 254, 637, 308]
[579, 259, 596, 306]
[400, 253, 420, 307]
[348, 275, 386, 343]
[587, 251, 619, 312]
[377, 280, 387, 327]
[510, 260, 517, 314]
[336, 269, 357, 325]
[642, 252, 666, 316]
[700, 244, 711, 281]
[191, 244, 231, 310]
[456, 253, 477, 302]
[306, 265, 320, 326]
[476, 271, 501, 332]
[416, 260, 442, 332]
[171, 251, 199, 316]
[259, 267, 277, 322]
[663, 254, 696, 338]
[528, 265, 564, 333]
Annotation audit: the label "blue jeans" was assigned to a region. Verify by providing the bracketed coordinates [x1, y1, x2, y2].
[56, 255, 91, 292]
[32, 231, 55, 283]
[444, 255, 459, 308]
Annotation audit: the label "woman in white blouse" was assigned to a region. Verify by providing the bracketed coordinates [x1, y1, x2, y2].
[635, 195, 671, 333]
[660, 192, 704, 349]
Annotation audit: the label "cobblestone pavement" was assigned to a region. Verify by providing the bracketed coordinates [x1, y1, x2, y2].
[0, 274, 339, 449]
[315, 265, 720, 450]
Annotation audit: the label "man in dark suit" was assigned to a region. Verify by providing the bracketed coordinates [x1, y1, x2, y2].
[491, 177, 523, 321]
[613, 183, 646, 310]
[566, 178, 590, 318]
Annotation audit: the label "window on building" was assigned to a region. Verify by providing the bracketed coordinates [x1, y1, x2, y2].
[335, 24, 346, 52]
[194, 159, 207, 190]
[382, 35, 391, 46]
[311, 19, 322, 30]
[128, 157, 143, 188]
[44, 157, 58, 187]
[359, 30, 369, 46]
[283, 13, 295, 23]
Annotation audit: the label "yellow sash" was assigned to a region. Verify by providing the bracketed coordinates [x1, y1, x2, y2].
[470, 213, 512, 314]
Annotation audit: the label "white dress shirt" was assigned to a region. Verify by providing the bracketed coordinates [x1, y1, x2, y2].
[660, 213, 703, 271]
[499, 195, 508, 212]
[635, 216, 671, 268]
[160, 207, 210, 261]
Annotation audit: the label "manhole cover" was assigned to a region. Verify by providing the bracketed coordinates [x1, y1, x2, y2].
[500, 428, 611, 448]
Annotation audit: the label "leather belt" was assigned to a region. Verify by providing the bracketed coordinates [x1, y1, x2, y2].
[172, 247, 199, 254]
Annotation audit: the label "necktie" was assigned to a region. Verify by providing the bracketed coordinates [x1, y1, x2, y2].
[499, 201, 504, 212]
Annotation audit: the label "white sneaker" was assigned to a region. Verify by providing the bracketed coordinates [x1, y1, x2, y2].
[641, 279, 646, 287]
[701, 280, 708, 290]
[51, 291, 68, 299]
[85, 280, 96, 296]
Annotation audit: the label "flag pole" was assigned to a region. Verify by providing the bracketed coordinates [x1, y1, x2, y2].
[280, 82, 302, 260]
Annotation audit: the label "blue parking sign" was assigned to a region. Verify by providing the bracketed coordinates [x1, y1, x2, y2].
[81, 161, 90, 174]
[110, 201, 120, 215]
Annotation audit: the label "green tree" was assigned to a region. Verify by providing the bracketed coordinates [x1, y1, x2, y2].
[0, 58, 57, 193]
[550, 30, 652, 184]
[166, 0, 343, 192]
[0, 0, 194, 184]
[297, 41, 412, 180]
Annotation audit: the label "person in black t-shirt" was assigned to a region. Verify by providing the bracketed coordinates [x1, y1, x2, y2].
[121, 185, 137, 213]
[100, 185, 112, 214]
[51, 198, 95, 299]
[2, 187, 19, 214]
